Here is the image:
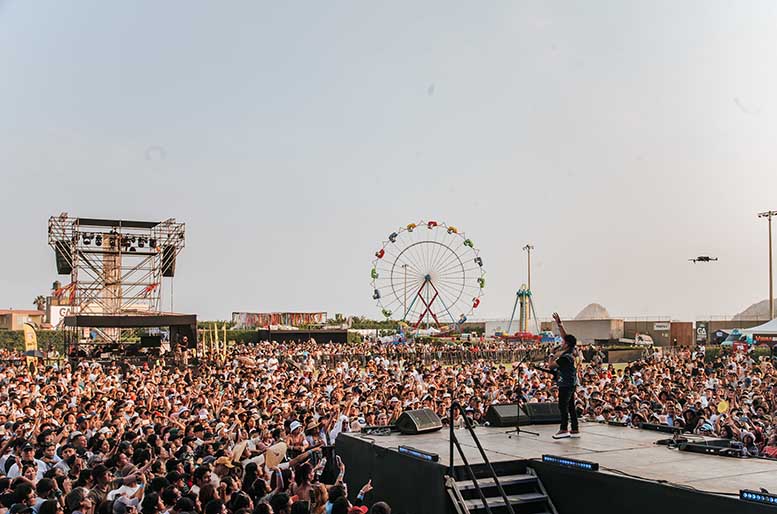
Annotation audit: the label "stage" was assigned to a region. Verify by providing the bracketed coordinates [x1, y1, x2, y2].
[336, 422, 777, 514]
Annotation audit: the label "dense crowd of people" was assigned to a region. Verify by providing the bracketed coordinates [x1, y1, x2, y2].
[0, 337, 773, 514]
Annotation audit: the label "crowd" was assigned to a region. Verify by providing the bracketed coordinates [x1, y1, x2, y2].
[0, 337, 774, 514]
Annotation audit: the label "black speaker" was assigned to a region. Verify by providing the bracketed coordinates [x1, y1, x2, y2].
[162, 245, 176, 277]
[679, 439, 742, 457]
[140, 335, 161, 348]
[524, 403, 561, 425]
[485, 404, 527, 427]
[54, 241, 72, 275]
[396, 409, 443, 435]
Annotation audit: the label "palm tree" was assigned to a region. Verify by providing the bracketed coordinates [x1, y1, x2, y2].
[33, 295, 46, 312]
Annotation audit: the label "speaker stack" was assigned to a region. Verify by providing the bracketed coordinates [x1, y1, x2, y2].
[485, 403, 562, 427]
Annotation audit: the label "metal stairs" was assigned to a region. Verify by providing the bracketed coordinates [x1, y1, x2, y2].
[446, 466, 558, 514]
[444, 402, 558, 514]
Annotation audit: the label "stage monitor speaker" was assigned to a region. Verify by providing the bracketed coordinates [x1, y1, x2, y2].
[679, 440, 742, 457]
[54, 241, 72, 275]
[162, 245, 176, 277]
[485, 404, 527, 427]
[396, 409, 443, 435]
[524, 403, 562, 425]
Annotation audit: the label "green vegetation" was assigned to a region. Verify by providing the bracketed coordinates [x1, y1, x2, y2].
[0, 330, 64, 352]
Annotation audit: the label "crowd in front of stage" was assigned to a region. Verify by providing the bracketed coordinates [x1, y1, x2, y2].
[0, 335, 774, 514]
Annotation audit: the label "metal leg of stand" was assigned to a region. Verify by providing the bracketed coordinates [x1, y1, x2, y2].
[505, 400, 539, 438]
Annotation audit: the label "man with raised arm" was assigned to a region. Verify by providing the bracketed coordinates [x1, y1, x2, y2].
[548, 313, 580, 439]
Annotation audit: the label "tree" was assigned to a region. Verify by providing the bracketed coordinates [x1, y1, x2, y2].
[33, 295, 46, 312]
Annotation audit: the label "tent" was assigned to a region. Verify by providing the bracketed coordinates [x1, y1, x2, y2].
[742, 318, 777, 344]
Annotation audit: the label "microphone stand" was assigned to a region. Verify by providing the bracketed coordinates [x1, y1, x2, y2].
[506, 356, 539, 438]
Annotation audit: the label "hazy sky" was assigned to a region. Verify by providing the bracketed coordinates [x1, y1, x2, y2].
[2, 1, 777, 322]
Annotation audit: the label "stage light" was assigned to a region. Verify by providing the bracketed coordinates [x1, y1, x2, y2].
[149, 238, 157, 248]
[129, 247, 137, 253]
[83, 234, 91, 245]
[138, 238, 145, 248]
[741, 490, 777, 505]
[95, 235, 102, 246]
[398, 445, 439, 462]
[542, 454, 599, 471]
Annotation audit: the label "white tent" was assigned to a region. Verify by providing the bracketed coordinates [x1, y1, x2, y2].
[743, 318, 777, 335]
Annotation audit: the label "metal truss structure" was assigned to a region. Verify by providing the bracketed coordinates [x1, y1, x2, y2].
[48, 214, 185, 319]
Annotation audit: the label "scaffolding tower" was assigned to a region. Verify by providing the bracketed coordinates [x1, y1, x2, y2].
[48, 214, 185, 318]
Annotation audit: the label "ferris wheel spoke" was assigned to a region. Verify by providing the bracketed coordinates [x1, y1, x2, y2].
[440, 265, 481, 277]
[436, 251, 466, 271]
[396, 253, 426, 278]
[433, 253, 465, 278]
[434, 278, 469, 307]
[436, 237, 461, 266]
[436, 260, 467, 277]
[434, 278, 465, 301]
[430, 231, 450, 272]
[429, 239, 455, 276]
[431, 246, 460, 277]
[392, 243, 428, 277]
[385, 250, 425, 280]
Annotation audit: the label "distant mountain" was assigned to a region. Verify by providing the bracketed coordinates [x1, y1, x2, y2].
[732, 299, 773, 321]
[575, 303, 610, 320]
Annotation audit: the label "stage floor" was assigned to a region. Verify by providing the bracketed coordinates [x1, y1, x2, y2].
[343, 422, 777, 494]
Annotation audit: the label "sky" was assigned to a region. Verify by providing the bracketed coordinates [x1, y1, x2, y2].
[1, 1, 777, 322]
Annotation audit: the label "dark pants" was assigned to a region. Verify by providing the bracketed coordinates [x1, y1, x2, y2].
[558, 386, 578, 432]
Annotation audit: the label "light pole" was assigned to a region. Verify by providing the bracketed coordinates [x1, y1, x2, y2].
[758, 210, 777, 320]
[402, 264, 408, 318]
[523, 244, 534, 330]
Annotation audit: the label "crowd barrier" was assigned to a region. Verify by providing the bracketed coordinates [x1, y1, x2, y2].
[301, 348, 549, 368]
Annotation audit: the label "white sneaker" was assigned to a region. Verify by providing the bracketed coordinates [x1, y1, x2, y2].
[552, 430, 570, 439]
[570, 430, 581, 438]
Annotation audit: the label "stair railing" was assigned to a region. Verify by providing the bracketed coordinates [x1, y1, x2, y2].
[448, 401, 515, 514]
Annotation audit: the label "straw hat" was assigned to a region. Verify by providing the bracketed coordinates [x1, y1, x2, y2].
[264, 442, 287, 468]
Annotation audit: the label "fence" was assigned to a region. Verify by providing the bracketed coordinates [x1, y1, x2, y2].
[302, 348, 548, 368]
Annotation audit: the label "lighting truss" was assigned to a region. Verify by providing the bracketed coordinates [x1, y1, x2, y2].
[48, 215, 185, 316]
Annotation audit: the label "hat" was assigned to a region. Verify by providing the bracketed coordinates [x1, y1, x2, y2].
[22, 443, 34, 451]
[113, 496, 140, 514]
[214, 456, 234, 468]
[263, 442, 287, 468]
[289, 421, 302, 433]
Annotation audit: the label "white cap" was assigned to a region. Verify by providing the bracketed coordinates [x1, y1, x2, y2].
[289, 420, 302, 432]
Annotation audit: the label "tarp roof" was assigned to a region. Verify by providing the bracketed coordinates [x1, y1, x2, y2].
[742, 318, 777, 335]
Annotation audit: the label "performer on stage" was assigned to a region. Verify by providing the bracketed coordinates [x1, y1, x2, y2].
[549, 312, 580, 439]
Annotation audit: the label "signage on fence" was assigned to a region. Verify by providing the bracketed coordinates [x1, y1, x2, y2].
[696, 322, 708, 343]
[653, 322, 671, 331]
[754, 334, 777, 344]
[232, 312, 328, 329]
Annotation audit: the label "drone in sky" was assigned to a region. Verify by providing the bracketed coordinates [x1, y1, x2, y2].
[689, 256, 718, 263]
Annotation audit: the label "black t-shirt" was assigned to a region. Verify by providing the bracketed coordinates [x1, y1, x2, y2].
[556, 353, 576, 388]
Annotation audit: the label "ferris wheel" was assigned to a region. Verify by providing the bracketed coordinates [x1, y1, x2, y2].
[370, 219, 485, 330]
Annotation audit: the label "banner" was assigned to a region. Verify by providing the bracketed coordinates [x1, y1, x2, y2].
[23, 322, 39, 364]
[653, 322, 671, 331]
[231, 312, 327, 329]
[695, 322, 708, 343]
[754, 334, 777, 344]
